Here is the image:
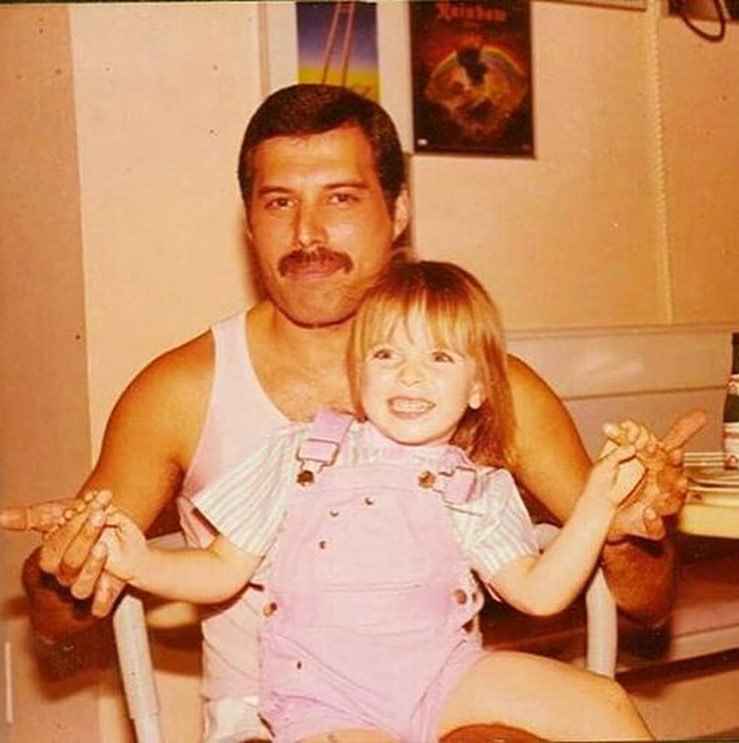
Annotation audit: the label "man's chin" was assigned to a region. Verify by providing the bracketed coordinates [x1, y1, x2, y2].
[279, 304, 358, 330]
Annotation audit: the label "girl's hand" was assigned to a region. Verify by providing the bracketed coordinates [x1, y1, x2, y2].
[583, 439, 643, 509]
[602, 415, 703, 542]
[583, 419, 670, 510]
[97, 509, 149, 583]
[49, 491, 148, 583]
[603, 420, 666, 472]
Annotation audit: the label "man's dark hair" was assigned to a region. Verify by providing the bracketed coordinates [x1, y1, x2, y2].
[238, 84, 405, 214]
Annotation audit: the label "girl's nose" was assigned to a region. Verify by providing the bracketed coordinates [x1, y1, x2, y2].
[398, 358, 424, 386]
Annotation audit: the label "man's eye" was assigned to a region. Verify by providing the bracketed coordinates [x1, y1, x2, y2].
[265, 197, 293, 210]
[329, 191, 358, 206]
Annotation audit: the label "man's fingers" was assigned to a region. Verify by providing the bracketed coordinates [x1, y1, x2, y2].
[70, 541, 108, 600]
[0, 500, 76, 532]
[56, 507, 108, 585]
[38, 508, 91, 578]
[91, 571, 126, 618]
[0, 506, 34, 531]
[641, 506, 666, 540]
[661, 410, 707, 451]
[652, 485, 687, 518]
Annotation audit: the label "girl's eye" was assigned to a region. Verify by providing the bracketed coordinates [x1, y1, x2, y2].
[370, 346, 394, 361]
[431, 350, 455, 363]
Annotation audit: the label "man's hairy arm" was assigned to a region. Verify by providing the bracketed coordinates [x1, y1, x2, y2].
[507, 354, 701, 627]
[18, 336, 212, 643]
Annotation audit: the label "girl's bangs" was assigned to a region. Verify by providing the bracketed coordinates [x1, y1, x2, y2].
[359, 287, 474, 355]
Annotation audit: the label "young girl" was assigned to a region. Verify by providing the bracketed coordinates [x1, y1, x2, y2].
[82, 261, 659, 742]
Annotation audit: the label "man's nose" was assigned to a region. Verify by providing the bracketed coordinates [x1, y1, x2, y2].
[294, 203, 325, 249]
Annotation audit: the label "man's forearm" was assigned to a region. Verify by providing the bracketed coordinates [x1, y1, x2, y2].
[600, 535, 677, 627]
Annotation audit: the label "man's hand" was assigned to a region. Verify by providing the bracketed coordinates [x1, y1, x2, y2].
[606, 410, 706, 542]
[2, 490, 126, 616]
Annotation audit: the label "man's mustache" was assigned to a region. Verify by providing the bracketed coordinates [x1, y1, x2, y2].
[278, 247, 354, 276]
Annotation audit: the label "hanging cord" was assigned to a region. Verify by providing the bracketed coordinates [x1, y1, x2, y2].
[674, 0, 727, 42]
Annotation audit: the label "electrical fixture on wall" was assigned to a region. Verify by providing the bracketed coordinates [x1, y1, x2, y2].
[667, 0, 739, 42]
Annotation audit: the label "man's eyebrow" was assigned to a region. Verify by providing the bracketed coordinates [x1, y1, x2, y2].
[255, 185, 292, 197]
[255, 180, 371, 196]
[324, 180, 369, 190]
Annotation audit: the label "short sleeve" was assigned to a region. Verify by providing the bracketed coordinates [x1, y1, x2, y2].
[193, 424, 306, 556]
[453, 468, 539, 592]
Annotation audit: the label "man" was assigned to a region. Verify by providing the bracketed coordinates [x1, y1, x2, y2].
[4, 85, 704, 741]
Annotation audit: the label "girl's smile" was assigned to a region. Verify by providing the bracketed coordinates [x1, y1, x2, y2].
[360, 316, 483, 447]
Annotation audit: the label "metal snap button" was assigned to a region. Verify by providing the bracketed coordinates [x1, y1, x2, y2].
[453, 588, 468, 604]
[364, 496, 375, 505]
[262, 601, 278, 617]
[418, 471, 436, 489]
[297, 470, 314, 486]
[329, 509, 340, 517]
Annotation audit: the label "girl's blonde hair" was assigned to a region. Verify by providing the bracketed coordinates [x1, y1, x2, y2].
[349, 260, 516, 468]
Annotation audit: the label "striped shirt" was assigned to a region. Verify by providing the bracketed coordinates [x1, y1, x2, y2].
[194, 418, 539, 593]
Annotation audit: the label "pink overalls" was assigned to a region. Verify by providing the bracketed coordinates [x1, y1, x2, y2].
[258, 410, 487, 742]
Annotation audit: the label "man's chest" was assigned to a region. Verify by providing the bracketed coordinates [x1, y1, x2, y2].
[257, 360, 354, 422]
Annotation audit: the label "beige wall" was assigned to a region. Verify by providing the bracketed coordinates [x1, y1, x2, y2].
[70, 2, 262, 449]
[417, 4, 668, 328]
[659, 15, 739, 324]
[0, 5, 97, 741]
[1, 2, 738, 740]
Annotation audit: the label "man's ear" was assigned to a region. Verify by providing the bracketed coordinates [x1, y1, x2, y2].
[244, 209, 254, 244]
[392, 187, 410, 241]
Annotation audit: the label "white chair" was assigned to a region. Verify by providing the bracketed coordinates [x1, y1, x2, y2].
[112, 531, 190, 743]
[533, 523, 617, 677]
[112, 524, 618, 742]
[113, 591, 165, 743]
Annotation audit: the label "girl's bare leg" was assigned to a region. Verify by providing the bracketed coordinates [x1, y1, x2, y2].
[300, 729, 397, 743]
[437, 651, 652, 742]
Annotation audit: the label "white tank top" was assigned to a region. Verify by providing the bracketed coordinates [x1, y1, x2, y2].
[178, 310, 286, 700]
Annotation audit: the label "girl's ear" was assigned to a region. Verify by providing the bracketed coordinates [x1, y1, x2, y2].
[468, 382, 484, 411]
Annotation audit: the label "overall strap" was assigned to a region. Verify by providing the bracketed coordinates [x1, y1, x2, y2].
[418, 465, 477, 504]
[296, 409, 354, 474]
[439, 466, 477, 503]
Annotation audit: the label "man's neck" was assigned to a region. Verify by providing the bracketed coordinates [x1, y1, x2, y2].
[256, 300, 352, 361]
[247, 300, 355, 421]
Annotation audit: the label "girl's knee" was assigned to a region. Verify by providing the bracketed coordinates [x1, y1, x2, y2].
[591, 676, 640, 719]
[596, 676, 630, 705]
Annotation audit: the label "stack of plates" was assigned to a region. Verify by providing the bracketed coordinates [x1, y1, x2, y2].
[684, 452, 739, 507]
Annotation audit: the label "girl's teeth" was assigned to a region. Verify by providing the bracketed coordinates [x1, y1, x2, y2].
[391, 398, 432, 413]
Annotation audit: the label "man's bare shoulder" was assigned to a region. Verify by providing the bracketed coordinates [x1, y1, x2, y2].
[125, 330, 215, 401]
[507, 353, 555, 399]
[505, 352, 581, 439]
[102, 329, 216, 470]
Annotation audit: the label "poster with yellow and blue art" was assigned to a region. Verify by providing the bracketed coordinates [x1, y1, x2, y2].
[297, 1, 380, 103]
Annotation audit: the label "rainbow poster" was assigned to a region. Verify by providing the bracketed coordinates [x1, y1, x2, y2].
[409, 0, 533, 156]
